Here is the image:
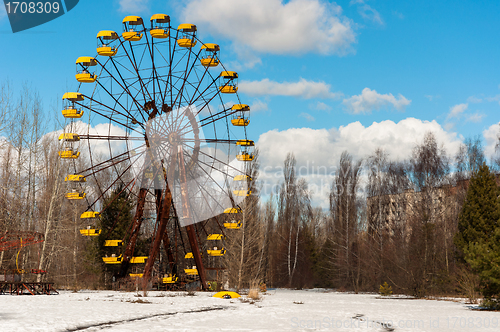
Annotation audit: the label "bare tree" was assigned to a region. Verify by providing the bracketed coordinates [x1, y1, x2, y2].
[274, 153, 312, 287]
[328, 151, 362, 290]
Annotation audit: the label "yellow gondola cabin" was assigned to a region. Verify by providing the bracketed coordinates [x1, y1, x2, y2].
[103, 255, 122, 264]
[75, 57, 97, 83]
[62, 92, 84, 118]
[58, 150, 80, 159]
[177, 24, 197, 48]
[122, 16, 144, 41]
[80, 211, 100, 219]
[58, 133, 80, 142]
[65, 192, 86, 200]
[207, 247, 226, 256]
[80, 227, 101, 236]
[200, 43, 220, 67]
[224, 220, 242, 229]
[231, 104, 250, 126]
[236, 152, 254, 161]
[104, 240, 123, 247]
[96, 30, 119, 56]
[130, 256, 148, 264]
[219, 71, 238, 93]
[223, 207, 242, 229]
[65, 174, 86, 182]
[162, 274, 178, 284]
[150, 14, 170, 38]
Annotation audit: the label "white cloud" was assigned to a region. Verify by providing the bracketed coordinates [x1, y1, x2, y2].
[250, 100, 269, 112]
[425, 94, 440, 101]
[118, 0, 149, 13]
[447, 103, 468, 119]
[238, 78, 341, 99]
[486, 94, 500, 106]
[358, 4, 384, 25]
[257, 117, 462, 207]
[342, 87, 411, 114]
[483, 123, 500, 160]
[240, 78, 342, 99]
[180, 0, 356, 55]
[466, 112, 485, 123]
[350, 0, 383, 25]
[226, 46, 263, 71]
[467, 96, 483, 103]
[392, 11, 405, 19]
[299, 112, 315, 122]
[311, 101, 333, 112]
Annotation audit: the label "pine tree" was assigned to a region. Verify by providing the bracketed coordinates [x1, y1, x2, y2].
[98, 185, 134, 252]
[454, 163, 500, 308]
[454, 163, 500, 253]
[465, 228, 500, 307]
[85, 185, 135, 286]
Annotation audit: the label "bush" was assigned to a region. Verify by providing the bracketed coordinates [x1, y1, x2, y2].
[379, 282, 393, 296]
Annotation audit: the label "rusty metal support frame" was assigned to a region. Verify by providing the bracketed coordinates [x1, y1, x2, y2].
[177, 146, 207, 290]
[0, 282, 58, 295]
[142, 187, 172, 282]
[0, 231, 44, 251]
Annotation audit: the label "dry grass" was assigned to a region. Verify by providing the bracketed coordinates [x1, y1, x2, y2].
[248, 281, 261, 300]
[127, 298, 151, 304]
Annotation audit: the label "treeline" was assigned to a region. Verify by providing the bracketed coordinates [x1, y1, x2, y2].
[1, 83, 500, 304]
[0, 83, 87, 286]
[231, 132, 500, 304]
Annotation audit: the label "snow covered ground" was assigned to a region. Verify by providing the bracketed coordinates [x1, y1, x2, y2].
[0, 289, 499, 331]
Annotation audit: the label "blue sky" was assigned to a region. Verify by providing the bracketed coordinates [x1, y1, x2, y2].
[1, 0, 500, 206]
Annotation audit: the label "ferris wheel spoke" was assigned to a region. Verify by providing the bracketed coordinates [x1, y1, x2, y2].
[83, 84, 146, 132]
[181, 155, 229, 217]
[80, 135, 145, 141]
[86, 163, 138, 212]
[143, 34, 167, 107]
[79, 143, 146, 175]
[179, 107, 238, 137]
[161, 27, 179, 108]
[185, 158, 230, 197]
[121, 41, 156, 112]
[170, 44, 197, 112]
[97, 58, 147, 122]
[171, 77, 218, 132]
[174, 90, 222, 135]
[181, 141, 244, 176]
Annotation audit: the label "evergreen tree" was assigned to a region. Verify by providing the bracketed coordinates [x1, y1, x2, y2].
[98, 185, 134, 252]
[454, 163, 500, 253]
[85, 185, 134, 286]
[465, 227, 500, 307]
[454, 163, 500, 307]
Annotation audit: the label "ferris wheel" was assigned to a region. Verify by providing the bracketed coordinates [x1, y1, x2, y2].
[58, 14, 254, 290]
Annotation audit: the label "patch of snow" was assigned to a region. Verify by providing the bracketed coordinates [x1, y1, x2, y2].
[0, 289, 498, 331]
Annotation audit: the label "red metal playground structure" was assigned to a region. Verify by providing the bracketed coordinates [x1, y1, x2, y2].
[0, 231, 58, 295]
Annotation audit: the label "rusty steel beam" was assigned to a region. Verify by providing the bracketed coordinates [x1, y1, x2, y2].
[0, 231, 44, 252]
[177, 146, 207, 290]
[142, 187, 172, 282]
